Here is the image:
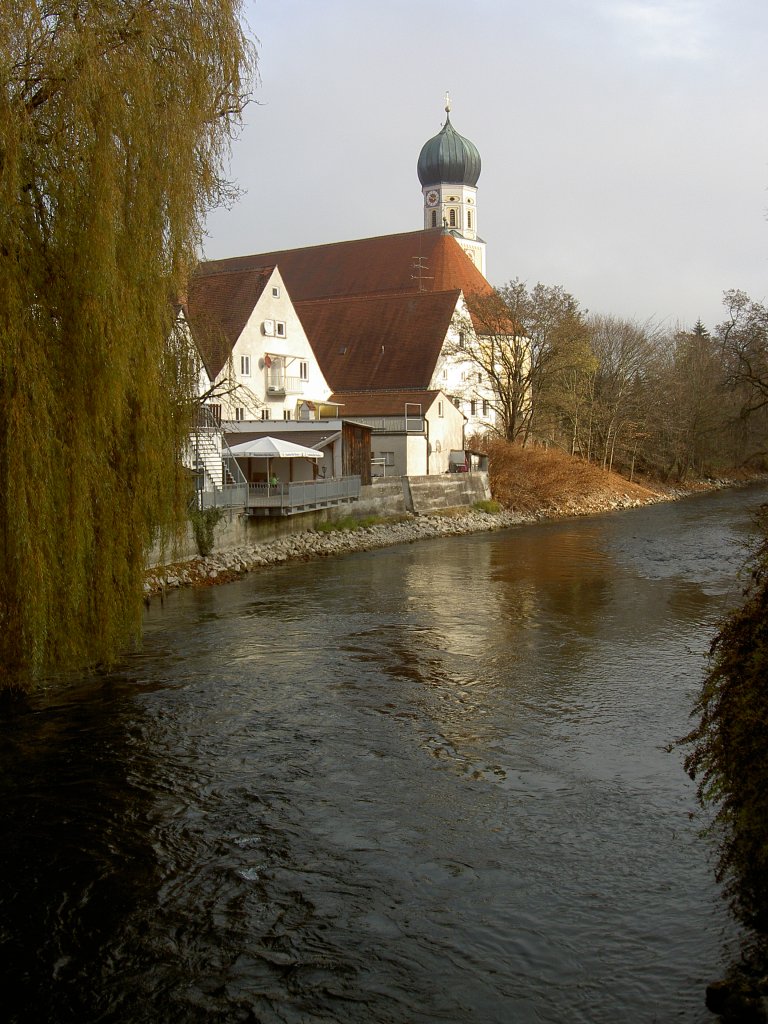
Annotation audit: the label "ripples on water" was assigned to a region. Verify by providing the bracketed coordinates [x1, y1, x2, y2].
[2, 485, 766, 1024]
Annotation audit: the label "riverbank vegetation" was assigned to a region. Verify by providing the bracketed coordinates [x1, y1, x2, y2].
[0, 2, 256, 689]
[680, 507, 768, 1021]
[462, 285, 768, 485]
[483, 438, 665, 515]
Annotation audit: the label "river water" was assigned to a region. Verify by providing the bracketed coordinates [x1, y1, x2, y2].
[2, 485, 767, 1024]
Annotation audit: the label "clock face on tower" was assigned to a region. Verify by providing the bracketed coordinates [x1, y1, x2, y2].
[426, 190, 439, 207]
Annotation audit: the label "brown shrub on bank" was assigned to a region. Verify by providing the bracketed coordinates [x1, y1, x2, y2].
[483, 439, 660, 514]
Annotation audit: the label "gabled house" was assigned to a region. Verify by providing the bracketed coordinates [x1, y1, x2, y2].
[183, 266, 370, 514]
[185, 264, 332, 424]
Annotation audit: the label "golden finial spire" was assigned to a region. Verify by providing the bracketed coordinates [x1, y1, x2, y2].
[445, 91, 451, 114]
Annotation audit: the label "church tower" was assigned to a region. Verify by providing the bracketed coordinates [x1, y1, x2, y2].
[417, 96, 486, 276]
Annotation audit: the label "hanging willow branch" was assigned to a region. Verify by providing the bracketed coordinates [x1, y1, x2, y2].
[0, 1, 257, 687]
[681, 506, 768, 938]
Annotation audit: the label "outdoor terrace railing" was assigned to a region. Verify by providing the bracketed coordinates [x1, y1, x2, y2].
[199, 483, 248, 509]
[198, 477, 361, 514]
[248, 477, 361, 511]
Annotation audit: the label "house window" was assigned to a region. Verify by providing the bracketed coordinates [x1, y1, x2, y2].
[442, 369, 448, 380]
[482, 399, 490, 416]
[438, 401, 444, 417]
[276, 321, 286, 337]
[209, 404, 222, 424]
[299, 360, 308, 380]
[469, 399, 476, 416]
[449, 208, 456, 227]
[458, 331, 465, 349]
[240, 355, 250, 376]
[431, 210, 437, 228]
[261, 408, 269, 421]
[272, 286, 280, 298]
[476, 372, 482, 383]
[283, 409, 291, 420]
[380, 452, 395, 466]
[235, 407, 245, 421]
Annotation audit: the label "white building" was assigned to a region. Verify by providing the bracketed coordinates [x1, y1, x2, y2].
[185, 264, 332, 424]
[189, 102, 506, 466]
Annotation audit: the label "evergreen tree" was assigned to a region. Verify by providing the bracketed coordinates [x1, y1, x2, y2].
[0, 1, 256, 687]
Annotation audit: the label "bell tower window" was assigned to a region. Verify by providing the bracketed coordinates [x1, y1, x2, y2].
[449, 209, 456, 228]
[467, 210, 472, 230]
[431, 210, 437, 228]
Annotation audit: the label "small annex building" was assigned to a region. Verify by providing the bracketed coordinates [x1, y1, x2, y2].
[328, 389, 464, 478]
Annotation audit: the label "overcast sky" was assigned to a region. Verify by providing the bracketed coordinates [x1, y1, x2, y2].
[203, 0, 768, 333]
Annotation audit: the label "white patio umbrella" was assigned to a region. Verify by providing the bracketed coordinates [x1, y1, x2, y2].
[228, 436, 326, 487]
[228, 436, 324, 459]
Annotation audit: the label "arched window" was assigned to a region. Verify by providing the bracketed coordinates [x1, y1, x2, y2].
[467, 210, 472, 230]
[431, 210, 437, 228]
[449, 208, 456, 227]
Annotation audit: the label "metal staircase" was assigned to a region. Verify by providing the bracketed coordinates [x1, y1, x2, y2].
[190, 406, 248, 509]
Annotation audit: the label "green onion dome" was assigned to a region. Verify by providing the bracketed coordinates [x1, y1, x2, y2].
[417, 107, 481, 188]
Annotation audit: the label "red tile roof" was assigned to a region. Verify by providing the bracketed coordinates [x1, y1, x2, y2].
[189, 230, 494, 391]
[197, 229, 492, 302]
[328, 390, 443, 416]
[297, 289, 461, 391]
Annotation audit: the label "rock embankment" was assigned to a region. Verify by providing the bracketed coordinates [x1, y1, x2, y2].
[144, 491, 654, 598]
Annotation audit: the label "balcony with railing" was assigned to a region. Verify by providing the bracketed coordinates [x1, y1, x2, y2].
[266, 371, 305, 396]
[347, 415, 425, 434]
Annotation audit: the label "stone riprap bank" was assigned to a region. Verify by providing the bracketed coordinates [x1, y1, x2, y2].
[144, 491, 653, 597]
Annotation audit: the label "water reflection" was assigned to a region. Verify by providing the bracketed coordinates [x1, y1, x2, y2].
[2, 485, 767, 1023]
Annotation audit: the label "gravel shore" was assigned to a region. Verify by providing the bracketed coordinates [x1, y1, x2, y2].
[144, 490, 657, 598]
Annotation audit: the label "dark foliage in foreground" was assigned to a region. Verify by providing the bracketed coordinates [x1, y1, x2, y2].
[681, 504, 768, 1014]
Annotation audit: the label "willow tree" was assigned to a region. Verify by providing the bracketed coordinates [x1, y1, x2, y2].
[0, 1, 256, 687]
[680, 508, 768, 1010]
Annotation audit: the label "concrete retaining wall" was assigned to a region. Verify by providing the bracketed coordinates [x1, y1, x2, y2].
[407, 472, 491, 513]
[148, 472, 490, 565]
